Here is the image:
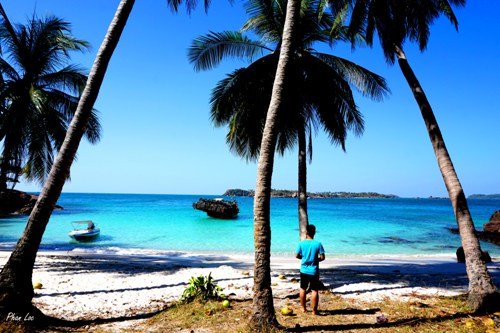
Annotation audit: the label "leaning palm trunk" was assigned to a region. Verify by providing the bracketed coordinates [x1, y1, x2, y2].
[251, 0, 301, 328]
[298, 124, 308, 240]
[395, 46, 498, 312]
[0, 0, 135, 316]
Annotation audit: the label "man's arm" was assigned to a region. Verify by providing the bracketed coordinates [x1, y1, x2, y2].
[318, 243, 325, 261]
[295, 243, 302, 259]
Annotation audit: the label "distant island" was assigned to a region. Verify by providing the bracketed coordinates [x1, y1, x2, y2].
[468, 194, 500, 199]
[223, 189, 398, 199]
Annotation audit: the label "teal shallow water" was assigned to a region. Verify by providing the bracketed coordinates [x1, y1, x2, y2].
[0, 193, 498, 256]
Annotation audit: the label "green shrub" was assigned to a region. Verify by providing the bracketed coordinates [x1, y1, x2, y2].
[181, 273, 223, 303]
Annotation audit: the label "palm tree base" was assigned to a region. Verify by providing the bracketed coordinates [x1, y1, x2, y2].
[468, 291, 500, 314]
[248, 317, 282, 332]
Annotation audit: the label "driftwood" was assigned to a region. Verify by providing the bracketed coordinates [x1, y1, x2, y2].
[193, 198, 239, 219]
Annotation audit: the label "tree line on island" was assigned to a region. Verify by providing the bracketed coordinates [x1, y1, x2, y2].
[223, 188, 398, 199]
[0, 0, 498, 330]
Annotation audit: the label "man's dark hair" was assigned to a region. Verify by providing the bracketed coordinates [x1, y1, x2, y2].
[306, 224, 316, 237]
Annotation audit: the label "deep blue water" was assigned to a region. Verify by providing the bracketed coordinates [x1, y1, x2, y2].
[0, 193, 498, 256]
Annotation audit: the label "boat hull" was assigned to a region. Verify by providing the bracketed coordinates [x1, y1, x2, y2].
[69, 228, 100, 242]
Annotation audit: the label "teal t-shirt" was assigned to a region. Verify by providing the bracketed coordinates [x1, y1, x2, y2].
[295, 239, 325, 276]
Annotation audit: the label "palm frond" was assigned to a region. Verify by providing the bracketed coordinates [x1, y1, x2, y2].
[209, 52, 302, 160]
[346, 0, 465, 62]
[313, 52, 390, 100]
[43, 89, 101, 144]
[24, 114, 53, 185]
[188, 31, 271, 71]
[242, 0, 283, 42]
[300, 54, 365, 149]
[167, 0, 234, 14]
[0, 4, 20, 55]
[39, 65, 88, 93]
[84, 109, 102, 144]
[0, 58, 19, 81]
[210, 54, 279, 160]
[0, 10, 98, 186]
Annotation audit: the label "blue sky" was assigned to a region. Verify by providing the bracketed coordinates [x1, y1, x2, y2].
[3, 0, 499, 197]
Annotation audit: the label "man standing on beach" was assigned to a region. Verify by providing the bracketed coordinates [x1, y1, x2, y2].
[295, 224, 325, 315]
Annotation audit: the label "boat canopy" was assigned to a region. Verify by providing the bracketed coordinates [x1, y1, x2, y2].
[71, 220, 95, 229]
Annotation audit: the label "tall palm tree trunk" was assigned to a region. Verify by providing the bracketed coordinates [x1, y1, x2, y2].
[395, 46, 498, 313]
[298, 124, 308, 240]
[0, 0, 135, 316]
[0, 162, 8, 190]
[251, 0, 301, 328]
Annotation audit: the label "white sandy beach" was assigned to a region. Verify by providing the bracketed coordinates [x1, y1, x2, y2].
[0, 249, 498, 322]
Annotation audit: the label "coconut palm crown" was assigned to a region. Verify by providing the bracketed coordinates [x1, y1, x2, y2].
[189, 0, 389, 162]
[189, 0, 389, 242]
[0, 8, 101, 189]
[328, 0, 466, 61]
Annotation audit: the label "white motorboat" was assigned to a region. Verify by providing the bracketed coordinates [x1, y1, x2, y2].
[69, 221, 100, 242]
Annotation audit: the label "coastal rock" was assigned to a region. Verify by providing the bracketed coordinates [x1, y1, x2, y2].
[456, 247, 491, 263]
[483, 211, 500, 233]
[0, 189, 62, 216]
[447, 224, 500, 246]
[193, 198, 239, 219]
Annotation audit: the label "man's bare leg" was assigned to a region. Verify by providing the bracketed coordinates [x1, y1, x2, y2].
[300, 288, 307, 312]
[311, 290, 319, 315]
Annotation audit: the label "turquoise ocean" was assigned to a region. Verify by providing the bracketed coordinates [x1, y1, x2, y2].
[1, 193, 498, 257]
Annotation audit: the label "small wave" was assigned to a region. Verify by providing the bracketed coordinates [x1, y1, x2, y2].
[69, 246, 186, 257]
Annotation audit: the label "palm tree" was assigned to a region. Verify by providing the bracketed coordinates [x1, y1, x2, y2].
[250, 0, 301, 325]
[337, 0, 498, 311]
[0, 10, 101, 191]
[215, 0, 375, 327]
[0, 0, 134, 316]
[188, 1, 388, 240]
[0, 0, 225, 318]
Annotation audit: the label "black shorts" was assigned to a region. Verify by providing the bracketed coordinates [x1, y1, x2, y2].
[300, 273, 320, 291]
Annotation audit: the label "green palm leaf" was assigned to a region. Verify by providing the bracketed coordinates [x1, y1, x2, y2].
[0, 9, 101, 187]
[190, 0, 386, 162]
[313, 52, 390, 100]
[343, 0, 466, 62]
[189, 31, 271, 71]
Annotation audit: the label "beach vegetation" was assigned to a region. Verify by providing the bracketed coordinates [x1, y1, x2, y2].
[334, 0, 499, 312]
[0, 5, 101, 190]
[181, 273, 224, 303]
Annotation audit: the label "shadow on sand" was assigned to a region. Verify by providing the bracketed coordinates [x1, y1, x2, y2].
[277, 259, 500, 297]
[287, 312, 471, 332]
[27, 251, 252, 276]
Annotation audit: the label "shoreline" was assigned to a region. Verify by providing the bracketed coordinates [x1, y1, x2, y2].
[0, 243, 482, 259]
[1, 248, 499, 321]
